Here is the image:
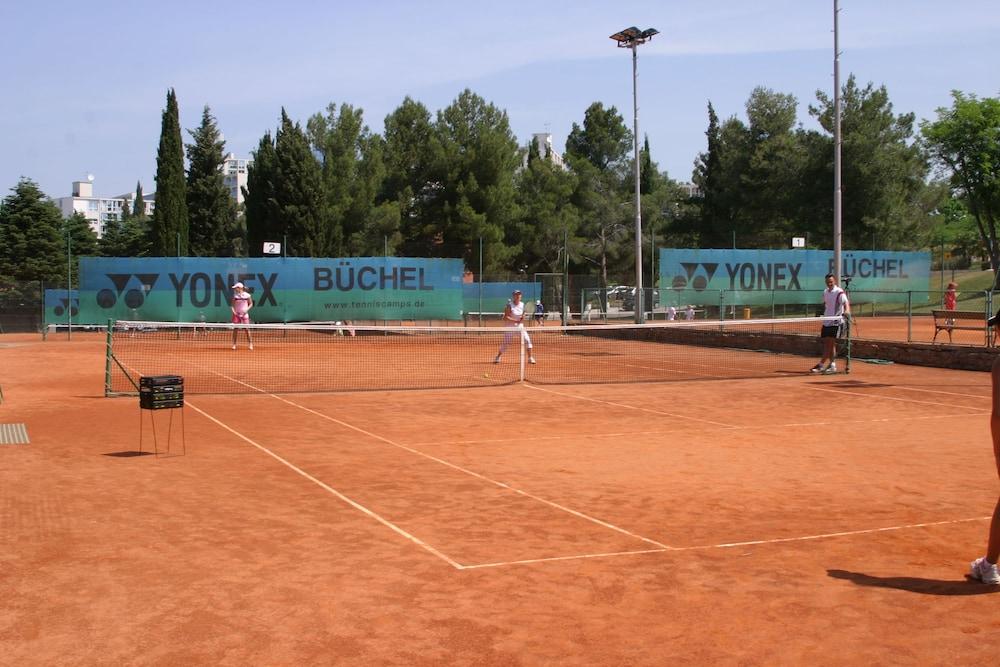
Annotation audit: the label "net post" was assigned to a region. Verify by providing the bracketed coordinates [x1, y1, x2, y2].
[906, 291, 912, 342]
[104, 319, 114, 397]
[844, 314, 851, 375]
[519, 325, 526, 382]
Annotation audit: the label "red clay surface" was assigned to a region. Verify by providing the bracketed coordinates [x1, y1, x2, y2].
[3, 332, 1000, 665]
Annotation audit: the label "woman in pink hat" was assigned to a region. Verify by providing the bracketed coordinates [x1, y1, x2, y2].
[230, 282, 254, 350]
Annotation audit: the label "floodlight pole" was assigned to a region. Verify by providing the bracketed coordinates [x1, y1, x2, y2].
[833, 1, 843, 284]
[611, 26, 657, 324]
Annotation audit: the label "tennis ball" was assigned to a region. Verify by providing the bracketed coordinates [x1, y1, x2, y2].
[483, 373, 490, 379]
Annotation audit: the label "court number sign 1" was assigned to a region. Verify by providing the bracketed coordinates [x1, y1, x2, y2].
[263, 242, 282, 255]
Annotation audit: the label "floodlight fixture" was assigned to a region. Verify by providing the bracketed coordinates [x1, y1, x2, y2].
[609, 26, 658, 47]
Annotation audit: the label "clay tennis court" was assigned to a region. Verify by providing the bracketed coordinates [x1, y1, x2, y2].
[2, 330, 999, 665]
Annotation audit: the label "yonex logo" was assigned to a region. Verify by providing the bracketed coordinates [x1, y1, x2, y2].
[92, 272, 279, 310]
[96, 273, 160, 309]
[670, 263, 719, 291]
[52, 297, 79, 317]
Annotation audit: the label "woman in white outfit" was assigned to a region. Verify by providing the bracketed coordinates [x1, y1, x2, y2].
[493, 290, 536, 364]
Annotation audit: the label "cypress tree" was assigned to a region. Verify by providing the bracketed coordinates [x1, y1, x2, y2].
[244, 131, 280, 257]
[186, 105, 236, 256]
[274, 109, 327, 257]
[151, 88, 189, 256]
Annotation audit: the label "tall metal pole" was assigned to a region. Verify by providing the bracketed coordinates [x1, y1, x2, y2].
[631, 44, 644, 324]
[67, 227, 72, 340]
[833, 0, 843, 283]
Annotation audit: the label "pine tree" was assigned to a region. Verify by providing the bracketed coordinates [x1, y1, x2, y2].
[151, 88, 189, 256]
[0, 179, 66, 284]
[64, 212, 98, 283]
[186, 105, 236, 256]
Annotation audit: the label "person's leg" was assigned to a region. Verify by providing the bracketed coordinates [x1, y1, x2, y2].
[495, 329, 513, 362]
[971, 358, 1000, 582]
[245, 323, 253, 350]
[522, 328, 535, 363]
[986, 498, 1000, 564]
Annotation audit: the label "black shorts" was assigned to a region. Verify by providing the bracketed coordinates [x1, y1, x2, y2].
[820, 325, 840, 338]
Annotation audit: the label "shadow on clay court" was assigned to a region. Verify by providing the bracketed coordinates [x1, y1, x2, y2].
[828, 569, 1000, 596]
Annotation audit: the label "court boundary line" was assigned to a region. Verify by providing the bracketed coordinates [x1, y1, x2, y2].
[120, 358, 994, 570]
[184, 401, 466, 569]
[264, 392, 671, 551]
[807, 384, 992, 410]
[461, 516, 990, 569]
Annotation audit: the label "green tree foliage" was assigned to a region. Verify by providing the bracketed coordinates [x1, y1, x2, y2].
[515, 151, 580, 275]
[424, 89, 521, 273]
[64, 212, 98, 283]
[0, 179, 66, 284]
[151, 89, 189, 256]
[382, 97, 436, 256]
[101, 183, 153, 257]
[566, 102, 633, 287]
[274, 109, 327, 257]
[566, 102, 633, 171]
[133, 181, 146, 217]
[244, 131, 280, 257]
[921, 91, 1000, 277]
[186, 106, 237, 257]
[811, 76, 928, 250]
[307, 103, 397, 256]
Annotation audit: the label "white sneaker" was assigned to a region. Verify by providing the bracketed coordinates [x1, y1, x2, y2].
[970, 557, 1000, 584]
[823, 363, 837, 375]
[249, 344, 254, 351]
[529, 356, 536, 364]
[810, 363, 824, 374]
[232, 344, 236, 350]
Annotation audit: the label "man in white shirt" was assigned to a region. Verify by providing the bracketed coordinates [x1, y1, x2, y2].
[811, 273, 850, 374]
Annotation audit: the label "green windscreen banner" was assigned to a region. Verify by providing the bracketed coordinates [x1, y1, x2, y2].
[658, 249, 930, 306]
[68, 257, 465, 324]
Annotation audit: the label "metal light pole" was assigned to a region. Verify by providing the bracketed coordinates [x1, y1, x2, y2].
[611, 26, 658, 324]
[833, 1, 843, 284]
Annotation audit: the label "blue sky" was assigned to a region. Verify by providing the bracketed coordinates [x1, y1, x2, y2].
[2, 0, 997, 200]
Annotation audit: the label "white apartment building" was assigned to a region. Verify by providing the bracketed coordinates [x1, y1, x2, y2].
[57, 154, 251, 238]
[55, 177, 155, 238]
[523, 133, 566, 170]
[222, 152, 251, 206]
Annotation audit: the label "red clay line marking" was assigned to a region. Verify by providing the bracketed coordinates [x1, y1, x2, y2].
[185, 401, 466, 569]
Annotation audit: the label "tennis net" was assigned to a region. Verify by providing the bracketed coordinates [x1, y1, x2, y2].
[105, 316, 848, 396]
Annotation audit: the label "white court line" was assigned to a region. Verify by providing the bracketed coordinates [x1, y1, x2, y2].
[525, 384, 738, 428]
[808, 384, 992, 410]
[410, 409, 987, 447]
[460, 516, 991, 568]
[671, 516, 991, 551]
[184, 401, 466, 569]
[875, 385, 991, 400]
[264, 393, 670, 551]
[125, 360, 992, 569]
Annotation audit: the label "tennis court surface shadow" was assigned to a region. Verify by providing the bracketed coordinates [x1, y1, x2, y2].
[2, 333, 999, 665]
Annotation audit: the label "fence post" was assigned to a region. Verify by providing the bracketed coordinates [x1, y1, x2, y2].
[906, 291, 912, 342]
